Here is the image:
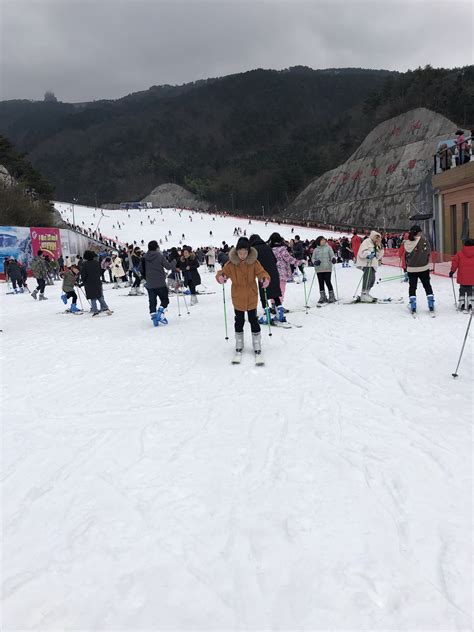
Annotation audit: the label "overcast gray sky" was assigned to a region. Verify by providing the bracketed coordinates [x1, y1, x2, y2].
[1, 0, 472, 102]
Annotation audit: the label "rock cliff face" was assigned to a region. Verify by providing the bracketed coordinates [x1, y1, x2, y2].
[141, 183, 211, 211]
[0, 164, 15, 188]
[286, 108, 462, 229]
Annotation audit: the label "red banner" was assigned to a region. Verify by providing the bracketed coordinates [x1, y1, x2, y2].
[30, 227, 62, 261]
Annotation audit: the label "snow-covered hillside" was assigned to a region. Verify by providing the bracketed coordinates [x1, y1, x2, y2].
[54, 201, 348, 249]
[1, 204, 472, 630]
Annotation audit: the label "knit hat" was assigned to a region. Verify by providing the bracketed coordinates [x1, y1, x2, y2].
[236, 237, 250, 251]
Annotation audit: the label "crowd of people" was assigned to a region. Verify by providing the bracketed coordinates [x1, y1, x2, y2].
[436, 129, 474, 172]
[6, 226, 472, 357]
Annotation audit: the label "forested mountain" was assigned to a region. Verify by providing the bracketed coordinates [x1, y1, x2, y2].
[0, 65, 472, 214]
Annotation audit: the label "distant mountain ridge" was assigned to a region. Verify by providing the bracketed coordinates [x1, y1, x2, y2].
[0, 65, 472, 215]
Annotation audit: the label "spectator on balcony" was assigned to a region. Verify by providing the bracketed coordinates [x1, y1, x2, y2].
[437, 143, 452, 171]
[454, 130, 468, 166]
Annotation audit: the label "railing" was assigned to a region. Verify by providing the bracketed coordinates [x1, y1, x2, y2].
[433, 135, 473, 175]
[382, 249, 453, 277]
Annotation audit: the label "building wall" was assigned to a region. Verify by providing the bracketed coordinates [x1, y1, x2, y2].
[441, 185, 473, 254]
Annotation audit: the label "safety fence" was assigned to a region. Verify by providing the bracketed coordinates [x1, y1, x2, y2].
[382, 248, 453, 277]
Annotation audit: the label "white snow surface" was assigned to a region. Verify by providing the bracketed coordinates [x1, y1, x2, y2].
[1, 204, 472, 630]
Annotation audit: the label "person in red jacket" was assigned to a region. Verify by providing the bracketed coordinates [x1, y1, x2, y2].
[351, 229, 362, 259]
[449, 238, 474, 310]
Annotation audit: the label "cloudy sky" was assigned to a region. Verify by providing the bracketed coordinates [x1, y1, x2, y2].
[1, 0, 472, 102]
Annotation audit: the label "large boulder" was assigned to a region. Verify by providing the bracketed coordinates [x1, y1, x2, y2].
[141, 183, 211, 211]
[286, 108, 465, 229]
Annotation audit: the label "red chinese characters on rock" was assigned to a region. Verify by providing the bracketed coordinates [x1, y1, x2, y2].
[386, 163, 398, 174]
[331, 175, 339, 184]
[408, 159, 417, 169]
[370, 167, 380, 177]
[410, 120, 422, 133]
[352, 170, 362, 181]
[341, 172, 350, 183]
[390, 127, 401, 137]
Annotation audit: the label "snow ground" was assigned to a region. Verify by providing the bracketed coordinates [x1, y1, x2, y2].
[1, 205, 472, 630]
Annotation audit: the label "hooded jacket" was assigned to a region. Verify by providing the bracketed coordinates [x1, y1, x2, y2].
[141, 250, 176, 289]
[311, 243, 335, 273]
[403, 235, 431, 273]
[356, 232, 384, 269]
[451, 244, 474, 285]
[217, 247, 269, 311]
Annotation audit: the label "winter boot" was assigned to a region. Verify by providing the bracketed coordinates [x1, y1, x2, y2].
[61, 293, 68, 304]
[190, 295, 198, 306]
[252, 331, 262, 355]
[360, 291, 376, 303]
[70, 303, 80, 313]
[31, 289, 38, 300]
[328, 290, 336, 303]
[318, 291, 327, 304]
[19, 287, 24, 293]
[409, 295, 417, 313]
[276, 305, 287, 322]
[156, 306, 168, 325]
[235, 331, 244, 352]
[38, 293, 48, 300]
[128, 287, 137, 296]
[113, 282, 119, 289]
[427, 294, 435, 312]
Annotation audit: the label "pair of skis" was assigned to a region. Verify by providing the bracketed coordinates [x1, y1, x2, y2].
[232, 350, 264, 366]
[343, 296, 404, 305]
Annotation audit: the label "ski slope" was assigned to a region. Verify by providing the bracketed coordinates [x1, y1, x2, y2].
[1, 205, 472, 630]
[54, 201, 349, 250]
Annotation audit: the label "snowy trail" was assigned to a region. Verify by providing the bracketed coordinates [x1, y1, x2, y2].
[1, 207, 472, 630]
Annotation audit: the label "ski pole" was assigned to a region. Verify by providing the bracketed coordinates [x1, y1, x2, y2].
[78, 286, 91, 307]
[452, 311, 472, 378]
[222, 284, 229, 340]
[176, 284, 182, 317]
[306, 267, 317, 306]
[77, 288, 84, 310]
[263, 287, 273, 337]
[377, 273, 405, 282]
[302, 266, 308, 313]
[451, 276, 458, 310]
[352, 274, 363, 299]
[182, 291, 190, 315]
[333, 263, 339, 301]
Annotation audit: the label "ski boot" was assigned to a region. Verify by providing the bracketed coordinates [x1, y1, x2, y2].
[19, 287, 24, 294]
[458, 297, 466, 311]
[38, 293, 48, 300]
[360, 291, 376, 303]
[150, 311, 159, 327]
[156, 306, 168, 325]
[258, 312, 274, 325]
[61, 293, 68, 304]
[70, 303, 80, 313]
[276, 305, 287, 322]
[190, 295, 198, 306]
[409, 295, 417, 313]
[31, 289, 38, 300]
[128, 287, 138, 296]
[252, 332, 264, 365]
[328, 290, 336, 303]
[427, 294, 435, 312]
[318, 291, 327, 304]
[269, 305, 277, 315]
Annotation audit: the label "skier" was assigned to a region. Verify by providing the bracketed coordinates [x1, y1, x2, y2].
[81, 250, 113, 315]
[206, 247, 216, 272]
[141, 240, 176, 326]
[111, 253, 125, 288]
[215, 237, 270, 363]
[351, 229, 362, 259]
[129, 247, 144, 295]
[311, 236, 337, 303]
[248, 234, 284, 322]
[449, 238, 474, 311]
[292, 235, 306, 277]
[355, 231, 384, 302]
[178, 246, 201, 305]
[30, 250, 49, 300]
[340, 237, 353, 267]
[5, 258, 24, 293]
[268, 232, 300, 303]
[61, 264, 81, 312]
[403, 225, 434, 314]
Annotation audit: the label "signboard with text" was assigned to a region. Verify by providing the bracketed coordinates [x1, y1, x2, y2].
[30, 227, 62, 260]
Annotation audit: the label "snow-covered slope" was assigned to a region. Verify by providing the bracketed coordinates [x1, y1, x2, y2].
[54, 201, 348, 248]
[1, 205, 472, 630]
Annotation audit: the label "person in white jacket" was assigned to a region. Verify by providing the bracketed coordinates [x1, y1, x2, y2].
[111, 253, 125, 289]
[356, 231, 384, 302]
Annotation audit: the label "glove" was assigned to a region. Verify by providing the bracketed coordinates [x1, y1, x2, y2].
[367, 252, 376, 260]
[217, 274, 227, 284]
[313, 259, 321, 266]
[260, 278, 270, 289]
[449, 271, 454, 278]
[331, 258, 337, 264]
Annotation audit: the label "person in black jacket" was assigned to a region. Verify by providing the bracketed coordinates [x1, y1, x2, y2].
[249, 234, 285, 322]
[178, 246, 201, 305]
[81, 250, 113, 316]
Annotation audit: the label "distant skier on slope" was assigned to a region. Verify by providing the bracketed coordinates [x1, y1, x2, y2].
[216, 237, 270, 364]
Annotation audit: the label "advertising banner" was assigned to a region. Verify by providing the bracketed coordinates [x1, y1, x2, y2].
[30, 227, 62, 260]
[0, 226, 33, 273]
